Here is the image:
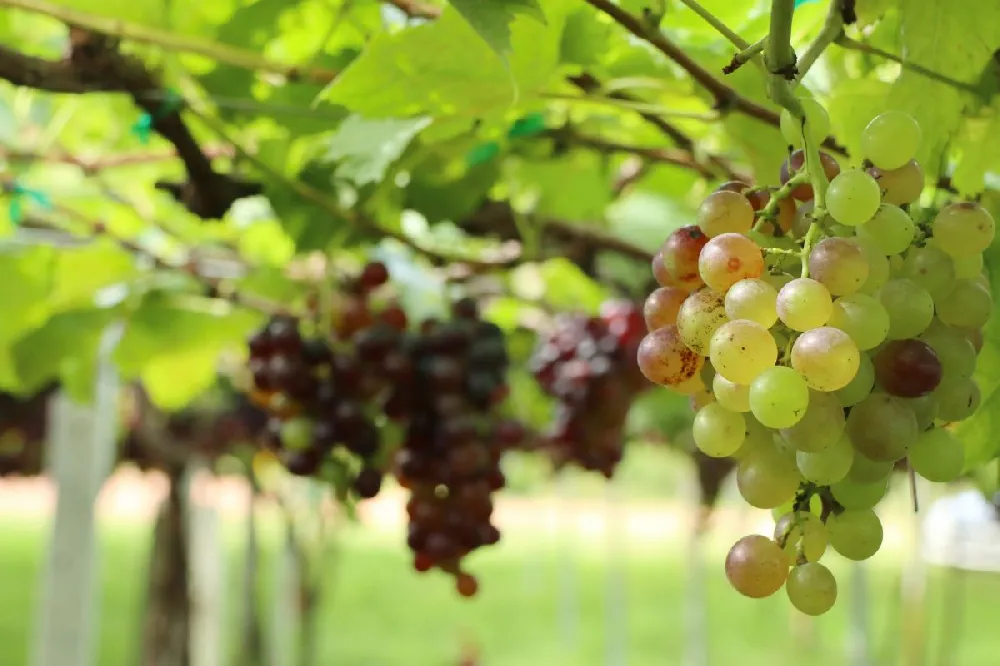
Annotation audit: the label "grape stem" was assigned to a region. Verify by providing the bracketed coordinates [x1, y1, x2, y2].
[752, 171, 810, 232]
[794, 0, 846, 82]
[676, 0, 763, 73]
[723, 38, 767, 75]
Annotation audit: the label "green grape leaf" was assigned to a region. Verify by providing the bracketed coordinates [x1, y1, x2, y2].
[511, 258, 607, 313]
[139, 345, 228, 410]
[320, 7, 563, 118]
[560, 9, 611, 66]
[951, 98, 1000, 194]
[0, 245, 55, 345]
[48, 240, 139, 310]
[505, 152, 612, 219]
[11, 308, 117, 397]
[887, 0, 1000, 168]
[324, 115, 432, 186]
[448, 0, 545, 59]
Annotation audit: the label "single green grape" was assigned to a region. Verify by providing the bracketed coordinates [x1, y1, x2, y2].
[936, 279, 992, 330]
[796, 433, 854, 485]
[919, 321, 976, 381]
[828, 293, 890, 351]
[877, 279, 935, 339]
[698, 190, 755, 238]
[826, 170, 882, 226]
[709, 319, 778, 385]
[786, 562, 838, 616]
[725, 278, 778, 327]
[861, 110, 922, 170]
[780, 98, 832, 147]
[902, 245, 956, 301]
[856, 204, 915, 255]
[909, 427, 964, 482]
[737, 446, 802, 509]
[831, 476, 890, 510]
[846, 392, 918, 462]
[934, 377, 981, 422]
[791, 327, 861, 392]
[693, 403, 746, 458]
[713, 374, 751, 413]
[749, 366, 811, 429]
[828, 509, 884, 561]
[776, 278, 833, 332]
[779, 389, 846, 453]
[932, 202, 995, 258]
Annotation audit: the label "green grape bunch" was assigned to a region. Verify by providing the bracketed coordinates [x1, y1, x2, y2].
[637, 104, 994, 617]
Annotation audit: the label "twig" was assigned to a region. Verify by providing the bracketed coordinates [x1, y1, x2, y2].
[795, 0, 845, 81]
[676, 0, 755, 52]
[0, 0, 339, 85]
[724, 39, 766, 74]
[835, 35, 983, 96]
[0, 144, 233, 172]
[564, 130, 719, 179]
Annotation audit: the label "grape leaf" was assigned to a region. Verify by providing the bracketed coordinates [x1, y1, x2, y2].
[320, 7, 563, 118]
[560, 8, 611, 66]
[48, 240, 139, 311]
[951, 98, 1000, 194]
[449, 0, 545, 59]
[510, 258, 607, 313]
[887, 0, 1000, 168]
[324, 115, 433, 186]
[826, 78, 894, 164]
[0, 245, 54, 345]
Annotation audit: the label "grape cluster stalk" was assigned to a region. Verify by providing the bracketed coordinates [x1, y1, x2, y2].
[529, 300, 649, 477]
[638, 106, 994, 616]
[247, 262, 525, 595]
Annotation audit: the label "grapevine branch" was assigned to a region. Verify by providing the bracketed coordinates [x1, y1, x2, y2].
[0, 144, 234, 172]
[835, 35, 983, 96]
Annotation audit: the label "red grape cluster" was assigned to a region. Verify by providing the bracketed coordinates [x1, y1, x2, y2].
[393, 299, 524, 597]
[247, 261, 405, 499]
[529, 300, 649, 477]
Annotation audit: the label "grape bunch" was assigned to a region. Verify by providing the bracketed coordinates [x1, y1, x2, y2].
[393, 300, 523, 597]
[247, 261, 405, 499]
[638, 103, 994, 616]
[529, 300, 649, 477]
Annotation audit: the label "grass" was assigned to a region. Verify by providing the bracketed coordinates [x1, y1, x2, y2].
[4, 484, 1000, 666]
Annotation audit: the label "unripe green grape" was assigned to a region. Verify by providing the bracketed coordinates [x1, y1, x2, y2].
[904, 393, 939, 430]
[846, 392, 918, 461]
[796, 433, 854, 485]
[809, 238, 870, 296]
[725, 278, 778, 327]
[936, 279, 992, 330]
[828, 509, 884, 561]
[901, 245, 956, 301]
[786, 563, 838, 616]
[855, 237, 890, 294]
[919, 322, 976, 381]
[831, 476, 890, 510]
[736, 446, 802, 509]
[780, 98, 832, 147]
[697, 190, 755, 237]
[698, 233, 765, 292]
[836, 352, 875, 406]
[791, 327, 861, 392]
[774, 511, 828, 562]
[725, 535, 790, 599]
[861, 110, 922, 170]
[847, 451, 894, 484]
[828, 293, 890, 351]
[779, 389, 846, 453]
[713, 374, 751, 412]
[732, 413, 775, 461]
[693, 403, 746, 458]
[953, 253, 984, 280]
[749, 366, 810, 429]
[677, 288, 728, 355]
[909, 427, 964, 482]
[934, 377, 980, 422]
[932, 202, 996, 258]
[776, 277, 833, 331]
[877, 279, 934, 339]
[281, 418, 314, 451]
[709, 319, 777, 385]
[856, 204, 915, 255]
[826, 170, 883, 226]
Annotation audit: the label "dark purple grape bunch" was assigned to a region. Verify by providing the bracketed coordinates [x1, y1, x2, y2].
[392, 298, 524, 597]
[246, 261, 407, 500]
[529, 299, 649, 477]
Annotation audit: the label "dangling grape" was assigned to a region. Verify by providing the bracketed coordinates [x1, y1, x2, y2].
[828, 509, 883, 561]
[846, 392, 918, 462]
[693, 403, 746, 457]
[909, 427, 964, 482]
[660, 226, 710, 290]
[786, 563, 837, 616]
[725, 535, 790, 598]
[749, 366, 810, 429]
[861, 110, 922, 170]
[774, 511, 828, 562]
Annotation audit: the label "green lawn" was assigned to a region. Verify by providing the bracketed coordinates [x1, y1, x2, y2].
[2, 498, 999, 666]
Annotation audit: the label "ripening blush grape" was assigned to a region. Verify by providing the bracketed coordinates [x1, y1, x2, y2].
[873, 338, 942, 398]
[698, 233, 765, 292]
[932, 202, 995, 258]
[725, 535, 790, 599]
[790, 327, 861, 392]
[677, 289, 729, 355]
[780, 150, 841, 201]
[861, 110, 922, 170]
[643, 286, 688, 331]
[868, 160, 924, 206]
[709, 319, 778, 385]
[636, 325, 704, 387]
[808, 238, 870, 296]
[660, 226, 709, 290]
[786, 563, 837, 616]
[826, 170, 882, 226]
[697, 190, 755, 237]
[776, 278, 833, 332]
